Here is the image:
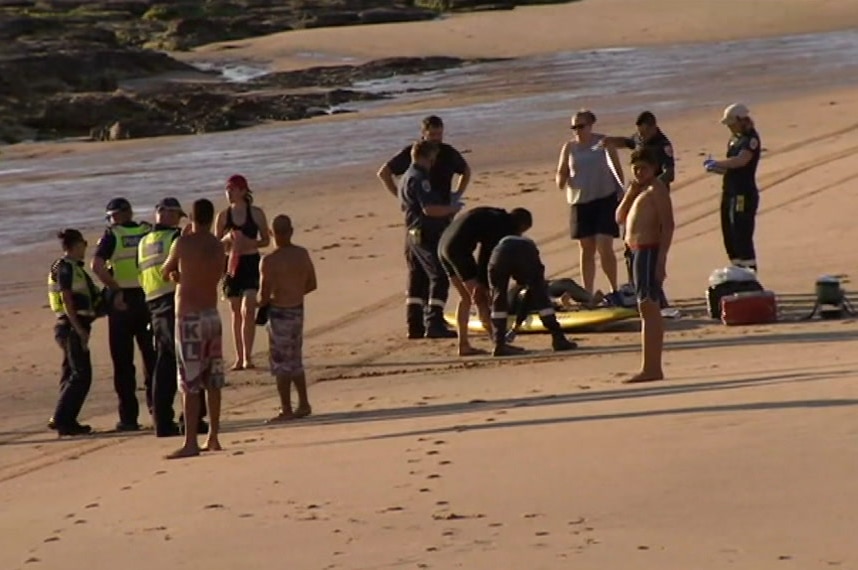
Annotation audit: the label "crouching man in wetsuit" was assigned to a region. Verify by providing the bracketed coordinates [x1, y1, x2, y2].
[487, 235, 578, 357]
[438, 206, 533, 356]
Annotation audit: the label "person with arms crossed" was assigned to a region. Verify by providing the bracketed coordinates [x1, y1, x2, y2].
[90, 197, 156, 432]
[257, 214, 317, 423]
[137, 198, 208, 438]
[161, 199, 226, 459]
[215, 174, 271, 371]
[399, 141, 461, 339]
[704, 103, 762, 273]
[487, 235, 578, 357]
[438, 206, 533, 356]
[48, 229, 119, 435]
[615, 147, 675, 383]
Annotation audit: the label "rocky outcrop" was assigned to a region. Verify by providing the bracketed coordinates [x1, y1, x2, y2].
[0, 0, 567, 144]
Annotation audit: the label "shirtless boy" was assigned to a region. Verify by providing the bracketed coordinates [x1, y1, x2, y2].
[258, 215, 317, 423]
[615, 147, 675, 383]
[161, 199, 227, 459]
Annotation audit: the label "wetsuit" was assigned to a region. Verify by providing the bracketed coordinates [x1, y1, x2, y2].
[720, 127, 762, 272]
[487, 236, 575, 352]
[223, 206, 261, 297]
[94, 221, 156, 431]
[438, 206, 518, 285]
[399, 163, 454, 338]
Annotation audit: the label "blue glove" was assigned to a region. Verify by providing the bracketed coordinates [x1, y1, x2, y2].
[703, 159, 717, 171]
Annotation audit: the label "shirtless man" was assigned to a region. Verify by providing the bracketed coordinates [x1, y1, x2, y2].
[160, 199, 227, 459]
[615, 147, 675, 383]
[257, 215, 317, 423]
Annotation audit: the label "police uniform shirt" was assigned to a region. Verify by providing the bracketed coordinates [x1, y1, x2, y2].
[387, 142, 468, 203]
[400, 164, 449, 239]
[94, 221, 150, 285]
[723, 127, 761, 195]
[51, 258, 96, 316]
[622, 128, 675, 186]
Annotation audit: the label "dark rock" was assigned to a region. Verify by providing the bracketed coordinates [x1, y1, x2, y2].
[358, 8, 437, 24]
[0, 16, 65, 40]
[299, 11, 361, 29]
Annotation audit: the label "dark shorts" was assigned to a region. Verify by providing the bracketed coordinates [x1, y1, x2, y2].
[631, 246, 662, 302]
[223, 253, 261, 298]
[439, 241, 480, 284]
[570, 193, 620, 240]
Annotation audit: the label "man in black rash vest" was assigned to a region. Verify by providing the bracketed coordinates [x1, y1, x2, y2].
[705, 103, 762, 273]
[487, 235, 578, 357]
[438, 206, 533, 356]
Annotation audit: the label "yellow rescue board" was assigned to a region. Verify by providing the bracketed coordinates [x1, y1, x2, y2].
[444, 307, 639, 333]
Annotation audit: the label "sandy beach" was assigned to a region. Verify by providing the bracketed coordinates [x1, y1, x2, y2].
[3, 1, 858, 569]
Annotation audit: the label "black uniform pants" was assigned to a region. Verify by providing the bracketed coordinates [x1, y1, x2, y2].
[110, 287, 155, 425]
[488, 239, 562, 345]
[405, 231, 450, 332]
[720, 191, 759, 271]
[148, 296, 207, 432]
[53, 318, 93, 428]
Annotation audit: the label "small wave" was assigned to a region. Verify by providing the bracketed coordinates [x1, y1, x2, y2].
[191, 61, 271, 83]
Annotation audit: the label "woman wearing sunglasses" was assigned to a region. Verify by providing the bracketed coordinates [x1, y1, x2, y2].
[555, 109, 625, 305]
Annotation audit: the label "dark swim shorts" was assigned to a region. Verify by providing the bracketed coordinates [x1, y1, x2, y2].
[631, 245, 662, 302]
[223, 253, 261, 298]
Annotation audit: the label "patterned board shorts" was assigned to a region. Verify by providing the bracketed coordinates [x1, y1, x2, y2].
[176, 308, 225, 394]
[267, 305, 304, 377]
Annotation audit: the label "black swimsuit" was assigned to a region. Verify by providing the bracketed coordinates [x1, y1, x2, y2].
[223, 206, 261, 297]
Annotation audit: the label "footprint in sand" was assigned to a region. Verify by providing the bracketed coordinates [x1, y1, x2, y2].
[204, 503, 225, 510]
[426, 450, 439, 456]
[407, 458, 421, 464]
[438, 460, 451, 466]
[427, 474, 441, 480]
[74, 519, 87, 525]
[25, 557, 40, 564]
[419, 488, 431, 493]
[432, 440, 446, 446]
[84, 503, 99, 509]
[43, 536, 60, 543]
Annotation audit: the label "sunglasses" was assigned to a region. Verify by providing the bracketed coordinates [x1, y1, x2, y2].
[570, 123, 589, 130]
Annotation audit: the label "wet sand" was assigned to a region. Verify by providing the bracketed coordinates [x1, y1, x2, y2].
[3, 2, 858, 569]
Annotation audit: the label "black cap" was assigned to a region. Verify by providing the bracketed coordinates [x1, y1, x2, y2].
[105, 197, 132, 215]
[155, 197, 186, 216]
[635, 111, 657, 126]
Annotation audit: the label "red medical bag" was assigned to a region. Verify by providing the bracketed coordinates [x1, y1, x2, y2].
[720, 291, 778, 326]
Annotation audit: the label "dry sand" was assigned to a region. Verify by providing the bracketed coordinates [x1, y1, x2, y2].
[3, 2, 858, 569]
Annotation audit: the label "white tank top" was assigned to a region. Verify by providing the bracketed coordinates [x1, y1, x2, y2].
[566, 135, 621, 205]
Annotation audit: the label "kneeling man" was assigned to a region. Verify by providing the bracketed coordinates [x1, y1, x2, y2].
[258, 215, 317, 422]
[487, 235, 578, 357]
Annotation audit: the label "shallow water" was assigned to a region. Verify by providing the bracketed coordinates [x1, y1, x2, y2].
[1, 30, 857, 251]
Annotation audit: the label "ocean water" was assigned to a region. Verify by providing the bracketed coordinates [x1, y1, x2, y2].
[1, 29, 857, 251]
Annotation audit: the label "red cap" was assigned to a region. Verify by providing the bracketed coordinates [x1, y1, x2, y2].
[227, 174, 249, 191]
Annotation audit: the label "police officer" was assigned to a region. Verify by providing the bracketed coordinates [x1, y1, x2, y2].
[137, 198, 208, 438]
[602, 111, 675, 305]
[399, 140, 460, 339]
[487, 235, 577, 357]
[91, 197, 156, 431]
[704, 103, 762, 273]
[48, 229, 112, 436]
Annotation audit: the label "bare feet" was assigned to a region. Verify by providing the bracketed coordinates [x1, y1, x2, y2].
[230, 361, 244, 371]
[265, 411, 295, 424]
[201, 438, 223, 452]
[165, 446, 201, 460]
[458, 345, 487, 357]
[294, 405, 312, 419]
[623, 371, 665, 384]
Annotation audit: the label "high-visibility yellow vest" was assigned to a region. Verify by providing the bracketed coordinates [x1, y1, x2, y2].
[109, 223, 151, 288]
[137, 228, 178, 302]
[47, 258, 97, 318]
